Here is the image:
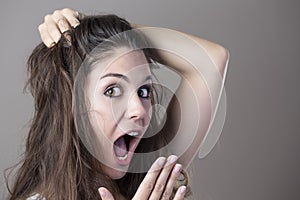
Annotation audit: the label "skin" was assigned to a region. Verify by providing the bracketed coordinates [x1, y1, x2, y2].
[85, 49, 153, 179]
[84, 49, 185, 199]
[38, 8, 229, 199]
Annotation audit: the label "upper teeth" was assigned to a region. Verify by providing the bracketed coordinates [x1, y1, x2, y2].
[127, 131, 138, 137]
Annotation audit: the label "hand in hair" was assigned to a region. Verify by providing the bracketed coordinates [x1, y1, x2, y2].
[99, 156, 187, 200]
[38, 8, 228, 78]
[38, 8, 82, 47]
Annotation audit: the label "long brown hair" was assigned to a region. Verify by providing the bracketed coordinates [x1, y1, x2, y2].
[6, 14, 189, 200]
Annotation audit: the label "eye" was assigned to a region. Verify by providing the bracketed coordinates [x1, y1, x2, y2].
[104, 85, 122, 97]
[138, 85, 152, 98]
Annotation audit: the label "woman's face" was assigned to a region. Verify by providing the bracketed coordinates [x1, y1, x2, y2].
[85, 49, 152, 179]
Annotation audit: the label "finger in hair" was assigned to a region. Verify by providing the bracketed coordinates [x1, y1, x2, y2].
[38, 23, 55, 47]
[44, 16, 62, 43]
[52, 11, 71, 33]
[60, 8, 83, 27]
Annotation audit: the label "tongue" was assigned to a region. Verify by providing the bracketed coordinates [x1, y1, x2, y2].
[114, 136, 128, 157]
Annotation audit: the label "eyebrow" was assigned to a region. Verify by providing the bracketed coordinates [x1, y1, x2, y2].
[100, 73, 152, 82]
[100, 73, 129, 82]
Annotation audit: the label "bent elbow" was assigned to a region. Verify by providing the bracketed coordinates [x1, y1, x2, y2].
[212, 44, 229, 78]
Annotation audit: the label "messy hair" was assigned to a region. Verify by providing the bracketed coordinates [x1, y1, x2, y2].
[6, 14, 189, 199]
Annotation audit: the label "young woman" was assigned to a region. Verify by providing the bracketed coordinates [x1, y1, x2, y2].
[7, 8, 228, 200]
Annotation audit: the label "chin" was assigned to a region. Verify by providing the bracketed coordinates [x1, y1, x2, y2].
[110, 170, 126, 180]
[103, 165, 127, 180]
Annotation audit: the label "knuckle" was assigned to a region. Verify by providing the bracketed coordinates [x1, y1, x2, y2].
[38, 24, 44, 32]
[154, 183, 165, 192]
[53, 10, 64, 22]
[53, 10, 60, 16]
[144, 181, 155, 190]
[57, 18, 66, 25]
[62, 8, 72, 14]
[44, 14, 51, 22]
[161, 191, 171, 199]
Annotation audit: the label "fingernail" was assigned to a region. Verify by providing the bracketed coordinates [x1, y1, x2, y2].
[49, 42, 56, 48]
[73, 19, 80, 28]
[73, 23, 80, 28]
[61, 27, 68, 34]
[157, 157, 166, 167]
[98, 187, 106, 197]
[174, 164, 182, 173]
[54, 36, 61, 44]
[75, 11, 80, 17]
[168, 155, 178, 164]
[180, 186, 186, 195]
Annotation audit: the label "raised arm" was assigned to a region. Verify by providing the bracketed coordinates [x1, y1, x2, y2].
[38, 8, 229, 167]
[132, 26, 229, 166]
[41, 5, 228, 166]
[37, 8, 229, 199]
[132, 23, 228, 77]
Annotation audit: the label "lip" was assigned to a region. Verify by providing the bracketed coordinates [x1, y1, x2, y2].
[112, 130, 142, 166]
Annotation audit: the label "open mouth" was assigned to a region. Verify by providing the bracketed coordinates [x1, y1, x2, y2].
[113, 131, 140, 161]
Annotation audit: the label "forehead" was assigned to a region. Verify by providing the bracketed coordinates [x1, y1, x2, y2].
[88, 48, 151, 81]
[104, 48, 150, 75]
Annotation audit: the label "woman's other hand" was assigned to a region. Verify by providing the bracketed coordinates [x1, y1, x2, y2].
[98, 155, 186, 200]
[38, 8, 81, 47]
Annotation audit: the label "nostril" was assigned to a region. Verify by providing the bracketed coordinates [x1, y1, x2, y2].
[126, 96, 146, 119]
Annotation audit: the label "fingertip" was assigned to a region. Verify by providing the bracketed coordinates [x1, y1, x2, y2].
[57, 18, 70, 33]
[42, 36, 55, 48]
[98, 187, 107, 198]
[173, 185, 187, 200]
[180, 185, 186, 195]
[48, 42, 56, 48]
[157, 157, 166, 167]
[53, 37, 60, 44]
[72, 19, 80, 28]
[74, 11, 80, 18]
[51, 31, 61, 44]
[98, 187, 114, 200]
[167, 155, 178, 164]
[173, 163, 182, 174]
[147, 157, 165, 173]
[76, 12, 85, 20]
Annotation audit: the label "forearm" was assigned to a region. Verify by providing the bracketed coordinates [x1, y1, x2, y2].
[131, 25, 229, 167]
[132, 24, 229, 78]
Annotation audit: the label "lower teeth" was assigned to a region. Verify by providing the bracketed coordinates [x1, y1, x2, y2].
[117, 153, 128, 160]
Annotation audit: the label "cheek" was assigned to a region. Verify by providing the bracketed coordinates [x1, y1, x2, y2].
[145, 100, 153, 124]
[91, 91, 118, 125]
[89, 100, 115, 136]
[88, 111, 105, 136]
[97, 110, 115, 132]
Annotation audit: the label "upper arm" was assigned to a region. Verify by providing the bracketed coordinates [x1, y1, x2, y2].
[142, 27, 229, 166]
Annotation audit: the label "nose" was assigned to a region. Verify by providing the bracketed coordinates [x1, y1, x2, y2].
[126, 92, 147, 121]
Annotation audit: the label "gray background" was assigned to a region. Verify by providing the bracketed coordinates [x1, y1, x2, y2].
[1, 0, 299, 199]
